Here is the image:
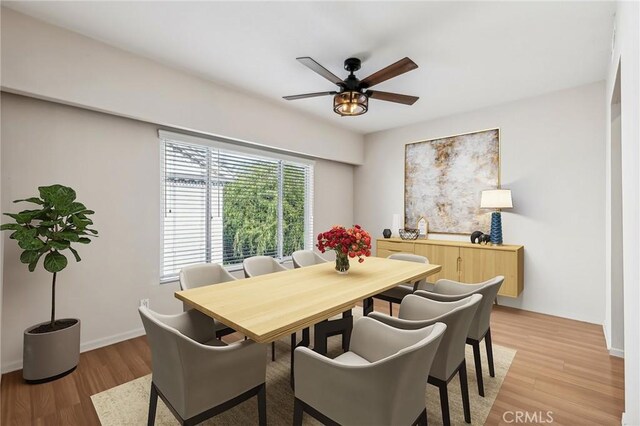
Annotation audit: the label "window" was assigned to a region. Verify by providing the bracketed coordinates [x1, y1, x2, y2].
[160, 131, 314, 281]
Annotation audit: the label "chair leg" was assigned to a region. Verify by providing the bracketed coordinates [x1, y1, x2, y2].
[459, 362, 471, 423]
[272, 342, 276, 361]
[413, 408, 428, 426]
[438, 381, 451, 426]
[293, 398, 304, 426]
[257, 384, 267, 426]
[471, 340, 485, 397]
[485, 328, 495, 377]
[147, 383, 158, 426]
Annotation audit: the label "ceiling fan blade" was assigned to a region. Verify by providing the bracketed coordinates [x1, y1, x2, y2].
[367, 90, 419, 105]
[283, 91, 336, 101]
[361, 57, 418, 88]
[296, 57, 343, 85]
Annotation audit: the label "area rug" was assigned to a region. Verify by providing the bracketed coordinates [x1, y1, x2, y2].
[92, 313, 516, 425]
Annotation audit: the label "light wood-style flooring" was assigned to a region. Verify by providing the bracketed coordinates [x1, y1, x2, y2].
[1, 301, 624, 425]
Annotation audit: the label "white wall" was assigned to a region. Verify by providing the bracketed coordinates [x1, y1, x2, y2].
[355, 82, 606, 324]
[0, 93, 354, 372]
[606, 2, 640, 424]
[0, 7, 364, 165]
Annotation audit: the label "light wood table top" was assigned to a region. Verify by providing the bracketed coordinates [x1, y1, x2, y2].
[175, 256, 441, 343]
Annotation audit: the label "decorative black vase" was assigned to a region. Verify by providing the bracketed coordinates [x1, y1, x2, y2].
[382, 229, 392, 239]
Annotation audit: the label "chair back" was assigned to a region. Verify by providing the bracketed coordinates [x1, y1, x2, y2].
[139, 307, 192, 416]
[243, 255, 287, 278]
[434, 276, 504, 340]
[303, 317, 446, 426]
[387, 252, 429, 264]
[291, 250, 327, 268]
[388, 252, 429, 289]
[466, 276, 504, 339]
[400, 294, 482, 380]
[179, 263, 236, 291]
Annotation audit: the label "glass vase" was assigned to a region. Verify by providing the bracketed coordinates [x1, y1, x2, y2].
[335, 252, 350, 274]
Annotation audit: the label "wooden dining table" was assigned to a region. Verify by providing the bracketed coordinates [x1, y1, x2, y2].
[175, 256, 441, 344]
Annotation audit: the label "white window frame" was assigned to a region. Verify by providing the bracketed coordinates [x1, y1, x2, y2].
[159, 130, 314, 282]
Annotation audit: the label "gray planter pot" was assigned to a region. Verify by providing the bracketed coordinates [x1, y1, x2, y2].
[23, 318, 81, 383]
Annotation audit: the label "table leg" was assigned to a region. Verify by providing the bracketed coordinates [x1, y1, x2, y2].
[363, 297, 374, 316]
[313, 309, 353, 356]
[290, 327, 310, 389]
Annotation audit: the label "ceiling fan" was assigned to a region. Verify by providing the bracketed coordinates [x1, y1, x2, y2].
[283, 57, 419, 117]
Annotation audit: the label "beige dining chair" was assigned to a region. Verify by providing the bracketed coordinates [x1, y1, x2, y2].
[293, 316, 446, 426]
[138, 306, 267, 426]
[243, 255, 288, 361]
[179, 263, 237, 339]
[416, 276, 504, 396]
[369, 294, 482, 425]
[373, 253, 431, 314]
[243, 255, 288, 277]
[291, 250, 328, 268]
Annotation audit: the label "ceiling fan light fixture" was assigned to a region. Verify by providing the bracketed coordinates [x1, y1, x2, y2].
[333, 91, 368, 116]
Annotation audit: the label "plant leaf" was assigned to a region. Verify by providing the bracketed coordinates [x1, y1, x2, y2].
[18, 237, 45, 251]
[38, 185, 76, 209]
[77, 237, 91, 244]
[56, 231, 80, 242]
[44, 251, 68, 273]
[14, 197, 44, 205]
[13, 227, 38, 241]
[68, 246, 81, 262]
[20, 250, 40, 264]
[49, 240, 70, 250]
[59, 202, 87, 216]
[0, 223, 23, 231]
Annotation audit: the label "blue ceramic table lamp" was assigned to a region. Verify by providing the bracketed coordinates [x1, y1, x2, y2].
[480, 189, 513, 245]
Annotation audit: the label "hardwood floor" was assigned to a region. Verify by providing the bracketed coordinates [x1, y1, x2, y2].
[1, 302, 624, 425]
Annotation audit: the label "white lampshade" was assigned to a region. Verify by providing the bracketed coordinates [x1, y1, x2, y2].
[480, 189, 513, 209]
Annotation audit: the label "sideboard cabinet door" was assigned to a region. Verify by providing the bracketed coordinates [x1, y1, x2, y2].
[413, 244, 460, 282]
[459, 247, 522, 297]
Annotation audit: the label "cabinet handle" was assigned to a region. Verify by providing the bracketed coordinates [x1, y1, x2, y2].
[457, 257, 462, 272]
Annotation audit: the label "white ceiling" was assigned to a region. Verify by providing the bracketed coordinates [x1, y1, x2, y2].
[4, 1, 615, 135]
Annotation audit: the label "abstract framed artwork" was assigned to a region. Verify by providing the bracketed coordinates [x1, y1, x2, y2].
[404, 128, 500, 234]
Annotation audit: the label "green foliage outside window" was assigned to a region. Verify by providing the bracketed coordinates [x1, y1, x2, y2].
[222, 163, 306, 263]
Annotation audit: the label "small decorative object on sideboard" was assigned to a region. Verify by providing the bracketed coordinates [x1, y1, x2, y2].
[470, 230, 491, 245]
[417, 217, 428, 238]
[382, 228, 392, 239]
[317, 224, 372, 274]
[398, 228, 420, 240]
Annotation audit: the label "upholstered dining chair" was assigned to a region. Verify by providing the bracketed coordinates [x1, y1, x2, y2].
[293, 316, 446, 426]
[291, 250, 328, 268]
[243, 255, 287, 277]
[243, 255, 288, 361]
[179, 263, 237, 339]
[369, 294, 482, 426]
[373, 253, 431, 315]
[138, 306, 267, 426]
[416, 276, 504, 397]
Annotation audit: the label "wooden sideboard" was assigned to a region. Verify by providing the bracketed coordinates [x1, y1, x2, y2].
[376, 238, 524, 298]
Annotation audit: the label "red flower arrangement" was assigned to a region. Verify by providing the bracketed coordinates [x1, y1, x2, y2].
[317, 225, 372, 273]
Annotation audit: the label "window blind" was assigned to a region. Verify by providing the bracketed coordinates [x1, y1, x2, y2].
[160, 133, 314, 281]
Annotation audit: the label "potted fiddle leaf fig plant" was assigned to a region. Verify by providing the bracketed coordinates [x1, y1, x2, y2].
[1, 184, 98, 382]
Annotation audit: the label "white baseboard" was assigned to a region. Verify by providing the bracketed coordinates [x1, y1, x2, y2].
[609, 347, 624, 358]
[621, 411, 626, 425]
[602, 324, 624, 358]
[1, 327, 145, 374]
